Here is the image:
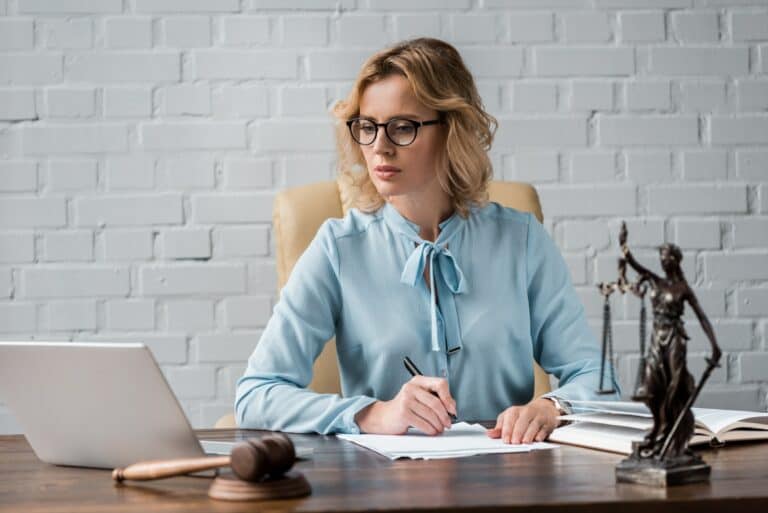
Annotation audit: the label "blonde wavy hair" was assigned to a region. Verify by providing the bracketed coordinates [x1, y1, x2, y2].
[332, 38, 498, 218]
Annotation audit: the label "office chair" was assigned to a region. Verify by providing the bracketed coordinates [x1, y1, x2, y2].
[215, 179, 551, 428]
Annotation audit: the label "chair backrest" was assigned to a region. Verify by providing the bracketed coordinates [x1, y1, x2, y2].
[272, 180, 552, 397]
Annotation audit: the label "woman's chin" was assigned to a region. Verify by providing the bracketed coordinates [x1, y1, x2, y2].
[371, 180, 405, 197]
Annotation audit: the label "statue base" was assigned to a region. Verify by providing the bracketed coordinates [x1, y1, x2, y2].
[615, 443, 710, 487]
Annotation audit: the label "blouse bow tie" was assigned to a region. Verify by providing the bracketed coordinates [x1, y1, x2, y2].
[400, 240, 467, 352]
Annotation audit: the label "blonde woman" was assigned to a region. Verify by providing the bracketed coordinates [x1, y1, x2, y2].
[236, 38, 618, 444]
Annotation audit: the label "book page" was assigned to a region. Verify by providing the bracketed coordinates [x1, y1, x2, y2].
[559, 412, 712, 437]
[691, 408, 768, 436]
[549, 422, 715, 455]
[548, 422, 642, 455]
[718, 430, 768, 443]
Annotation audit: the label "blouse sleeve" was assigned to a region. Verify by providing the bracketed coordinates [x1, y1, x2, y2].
[234, 220, 376, 434]
[525, 214, 621, 404]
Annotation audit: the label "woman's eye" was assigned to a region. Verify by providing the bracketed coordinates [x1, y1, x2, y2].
[360, 125, 376, 134]
[393, 124, 415, 133]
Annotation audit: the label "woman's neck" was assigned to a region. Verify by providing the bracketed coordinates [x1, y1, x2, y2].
[386, 192, 453, 243]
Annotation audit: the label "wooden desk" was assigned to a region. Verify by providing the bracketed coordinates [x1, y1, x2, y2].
[1, 428, 767, 512]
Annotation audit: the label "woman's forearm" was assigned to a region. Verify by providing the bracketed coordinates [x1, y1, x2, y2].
[236, 375, 376, 434]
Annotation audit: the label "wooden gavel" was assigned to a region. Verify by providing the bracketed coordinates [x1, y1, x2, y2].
[112, 433, 296, 483]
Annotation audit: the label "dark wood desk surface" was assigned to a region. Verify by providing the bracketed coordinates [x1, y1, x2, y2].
[1, 428, 767, 513]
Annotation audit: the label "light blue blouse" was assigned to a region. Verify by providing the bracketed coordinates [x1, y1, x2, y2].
[236, 202, 619, 434]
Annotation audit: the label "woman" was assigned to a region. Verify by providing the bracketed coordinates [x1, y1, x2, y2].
[236, 38, 618, 444]
[620, 241, 721, 459]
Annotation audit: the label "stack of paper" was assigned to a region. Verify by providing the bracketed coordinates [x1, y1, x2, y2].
[337, 421, 558, 460]
[549, 400, 768, 454]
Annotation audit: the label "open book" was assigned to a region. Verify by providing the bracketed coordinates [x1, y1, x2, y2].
[548, 400, 768, 455]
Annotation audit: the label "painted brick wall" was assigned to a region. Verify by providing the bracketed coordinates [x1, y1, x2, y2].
[1, 0, 767, 432]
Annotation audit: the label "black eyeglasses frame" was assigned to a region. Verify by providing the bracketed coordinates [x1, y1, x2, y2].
[345, 117, 442, 147]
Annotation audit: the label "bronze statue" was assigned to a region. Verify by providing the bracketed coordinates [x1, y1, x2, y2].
[614, 222, 722, 486]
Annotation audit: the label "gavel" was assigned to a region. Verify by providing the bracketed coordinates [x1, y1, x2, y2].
[113, 433, 296, 484]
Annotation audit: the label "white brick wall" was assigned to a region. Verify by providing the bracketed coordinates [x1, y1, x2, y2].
[1, 1, 767, 434]
[105, 299, 155, 331]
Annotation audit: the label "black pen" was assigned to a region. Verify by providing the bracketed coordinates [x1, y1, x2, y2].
[403, 356, 458, 421]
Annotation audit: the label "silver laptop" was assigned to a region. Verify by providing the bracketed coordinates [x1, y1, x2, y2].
[0, 342, 240, 469]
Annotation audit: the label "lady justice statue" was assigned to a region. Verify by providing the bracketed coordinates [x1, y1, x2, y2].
[614, 223, 722, 486]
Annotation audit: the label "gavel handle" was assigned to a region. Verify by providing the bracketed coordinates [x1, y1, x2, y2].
[112, 455, 231, 482]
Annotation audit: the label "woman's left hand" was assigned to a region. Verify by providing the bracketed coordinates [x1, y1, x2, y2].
[486, 398, 560, 444]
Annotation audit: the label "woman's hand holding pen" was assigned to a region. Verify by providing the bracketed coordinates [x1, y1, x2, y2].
[354, 376, 458, 436]
[486, 398, 559, 445]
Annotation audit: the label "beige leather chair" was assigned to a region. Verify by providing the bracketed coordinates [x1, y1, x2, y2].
[215, 179, 551, 428]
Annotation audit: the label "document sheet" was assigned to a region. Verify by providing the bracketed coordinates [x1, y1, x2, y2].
[337, 421, 558, 460]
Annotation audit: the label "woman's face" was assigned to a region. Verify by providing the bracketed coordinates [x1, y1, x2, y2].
[357, 74, 446, 201]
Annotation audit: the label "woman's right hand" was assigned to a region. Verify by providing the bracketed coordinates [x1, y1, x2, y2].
[354, 376, 457, 435]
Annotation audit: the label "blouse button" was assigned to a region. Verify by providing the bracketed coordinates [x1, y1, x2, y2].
[440, 369, 447, 377]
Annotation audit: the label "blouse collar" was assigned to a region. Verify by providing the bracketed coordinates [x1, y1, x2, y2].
[381, 202, 463, 246]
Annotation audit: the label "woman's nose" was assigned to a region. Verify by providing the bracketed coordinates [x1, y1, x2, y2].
[371, 129, 395, 155]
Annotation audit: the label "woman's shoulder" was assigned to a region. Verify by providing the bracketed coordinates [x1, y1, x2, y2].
[319, 207, 383, 242]
[471, 201, 535, 228]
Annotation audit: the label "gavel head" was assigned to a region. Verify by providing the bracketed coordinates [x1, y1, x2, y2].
[229, 433, 296, 482]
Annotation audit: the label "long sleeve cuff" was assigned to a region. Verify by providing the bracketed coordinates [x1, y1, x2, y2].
[339, 396, 378, 434]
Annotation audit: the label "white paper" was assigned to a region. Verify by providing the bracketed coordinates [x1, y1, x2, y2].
[558, 412, 654, 430]
[567, 400, 652, 417]
[337, 422, 558, 460]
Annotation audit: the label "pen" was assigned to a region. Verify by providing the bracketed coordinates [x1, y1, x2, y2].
[402, 356, 458, 421]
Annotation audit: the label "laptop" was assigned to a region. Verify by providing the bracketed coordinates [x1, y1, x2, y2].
[0, 342, 305, 469]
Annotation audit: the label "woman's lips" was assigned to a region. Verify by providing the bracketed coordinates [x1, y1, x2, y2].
[374, 165, 401, 180]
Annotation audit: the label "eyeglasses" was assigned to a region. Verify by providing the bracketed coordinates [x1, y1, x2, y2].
[346, 117, 442, 147]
